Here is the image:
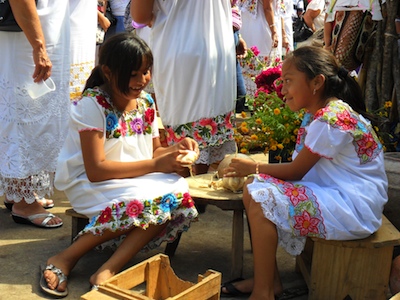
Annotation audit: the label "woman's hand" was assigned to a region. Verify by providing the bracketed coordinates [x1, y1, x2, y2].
[224, 158, 257, 178]
[32, 46, 52, 83]
[236, 35, 248, 59]
[176, 137, 199, 156]
[98, 11, 111, 31]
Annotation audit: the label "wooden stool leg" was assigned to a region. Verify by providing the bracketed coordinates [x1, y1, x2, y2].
[70, 216, 89, 244]
[231, 209, 244, 278]
[164, 231, 182, 257]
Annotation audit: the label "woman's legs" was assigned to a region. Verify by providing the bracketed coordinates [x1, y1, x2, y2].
[12, 198, 62, 226]
[44, 223, 168, 292]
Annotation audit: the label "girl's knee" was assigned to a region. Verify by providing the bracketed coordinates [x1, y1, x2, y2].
[242, 177, 254, 208]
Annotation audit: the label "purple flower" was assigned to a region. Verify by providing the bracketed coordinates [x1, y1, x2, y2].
[130, 118, 144, 134]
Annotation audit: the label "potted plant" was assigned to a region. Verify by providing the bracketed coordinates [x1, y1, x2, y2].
[234, 48, 303, 163]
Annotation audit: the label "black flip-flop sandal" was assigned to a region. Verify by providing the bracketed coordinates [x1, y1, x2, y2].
[221, 277, 250, 297]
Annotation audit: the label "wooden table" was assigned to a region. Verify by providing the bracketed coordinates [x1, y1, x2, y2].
[185, 173, 245, 279]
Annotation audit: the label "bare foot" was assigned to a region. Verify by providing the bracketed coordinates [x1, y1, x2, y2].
[35, 196, 55, 209]
[90, 269, 115, 286]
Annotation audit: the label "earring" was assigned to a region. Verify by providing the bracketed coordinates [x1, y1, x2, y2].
[313, 89, 316, 95]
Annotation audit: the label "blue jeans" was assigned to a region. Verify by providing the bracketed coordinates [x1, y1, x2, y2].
[234, 31, 247, 112]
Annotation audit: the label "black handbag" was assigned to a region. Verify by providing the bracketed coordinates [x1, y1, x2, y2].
[0, 0, 22, 32]
[104, 2, 116, 26]
[293, 16, 314, 43]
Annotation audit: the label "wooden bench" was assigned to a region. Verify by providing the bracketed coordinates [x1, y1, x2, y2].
[295, 215, 400, 300]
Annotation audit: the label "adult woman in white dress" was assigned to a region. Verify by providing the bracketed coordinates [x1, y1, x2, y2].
[238, 0, 279, 97]
[131, 0, 237, 175]
[0, 0, 70, 228]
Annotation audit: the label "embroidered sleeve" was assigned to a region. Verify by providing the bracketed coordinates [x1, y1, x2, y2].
[305, 101, 382, 163]
[71, 96, 104, 133]
[305, 121, 352, 159]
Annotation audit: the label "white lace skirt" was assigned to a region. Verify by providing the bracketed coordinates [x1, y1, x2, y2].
[0, 0, 70, 202]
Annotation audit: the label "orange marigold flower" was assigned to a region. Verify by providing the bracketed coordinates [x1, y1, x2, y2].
[273, 108, 281, 115]
[384, 101, 392, 109]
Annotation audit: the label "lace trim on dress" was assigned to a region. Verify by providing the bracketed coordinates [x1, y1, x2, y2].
[0, 77, 69, 179]
[197, 140, 237, 165]
[0, 171, 54, 203]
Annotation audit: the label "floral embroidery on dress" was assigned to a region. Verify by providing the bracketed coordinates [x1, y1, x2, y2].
[314, 101, 382, 163]
[164, 111, 235, 149]
[255, 174, 326, 238]
[82, 191, 196, 235]
[237, 0, 258, 18]
[296, 101, 382, 163]
[81, 88, 156, 139]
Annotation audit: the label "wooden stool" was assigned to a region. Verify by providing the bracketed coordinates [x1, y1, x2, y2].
[65, 208, 89, 244]
[296, 215, 400, 300]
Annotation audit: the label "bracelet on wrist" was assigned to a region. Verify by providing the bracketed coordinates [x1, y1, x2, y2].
[255, 162, 260, 174]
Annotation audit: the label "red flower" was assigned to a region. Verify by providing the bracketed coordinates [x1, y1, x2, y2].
[293, 210, 320, 236]
[225, 112, 234, 129]
[144, 108, 155, 124]
[336, 110, 357, 130]
[296, 128, 305, 144]
[255, 66, 282, 91]
[199, 118, 218, 135]
[356, 132, 378, 157]
[284, 186, 308, 206]
[182, 193, 194, 208]
[98, 207, 112, 224]
[96, 95, 112, 109]
[251, 46, 260, 56]
[126, 200, 144, 217]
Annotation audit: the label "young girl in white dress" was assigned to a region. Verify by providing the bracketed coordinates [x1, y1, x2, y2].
[221, 46, 388, 299]
[40, 33, 199, 298]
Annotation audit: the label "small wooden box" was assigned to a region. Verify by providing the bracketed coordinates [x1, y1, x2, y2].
[81, 254, 221, 300]
[296, 215, 400, 300]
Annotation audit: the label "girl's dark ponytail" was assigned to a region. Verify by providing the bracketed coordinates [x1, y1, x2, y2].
[83, 66, 104, 92]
